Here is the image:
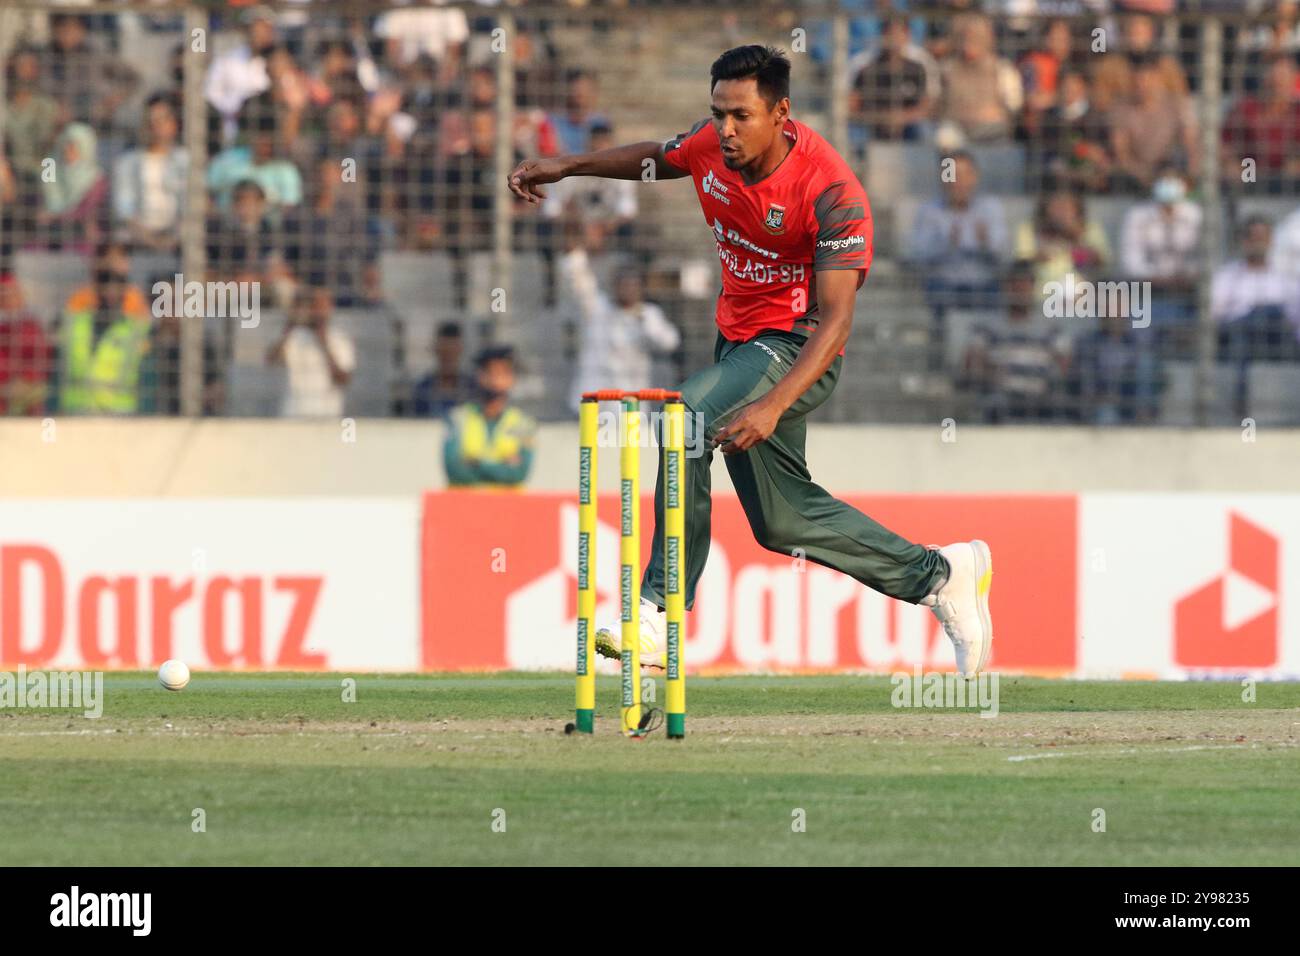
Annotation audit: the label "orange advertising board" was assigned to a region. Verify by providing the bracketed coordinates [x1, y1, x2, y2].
[422, 492, 1077, 673]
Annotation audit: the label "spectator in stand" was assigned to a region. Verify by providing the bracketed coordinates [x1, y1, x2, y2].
[909, 151, 1007, 359]
[936, 13, 1023, 144]
[56, 243, 152, 415]
[440, 65, 558, 160]
[1241, 0, 1300, 62]
[0, 151, 16, 269]
[1037, 69, 1112, 192]
[266, 283, 355, 418]
[846, 13, 939, 146]
[512, 20, 562, 114]
[207, 180, 284, 301]
[112, 94, 189, 256]
[962, 261, 1072, 424]
[3, 48, 60, 192]
[36, 13, 140, 136]
[549, 70, 610, 155]
[1014, 190, 1110, 294]
[439, 108, 526, 309]
[1090, 11, 1188, 113]
[542, 122, 638, 256]
[1221, 53, 1300, 194]
[281, 157, 380, 307]
[309, 39, 367, 112]
[1070, 311, 1165, 425]
[138, 310, 225, 416]
[922, 0, 984, 62]
[317, 97, 377, 162]
[0, 273, 53, 416]
[168, 42, 226, 159]
[373, 1, 469, 70]
[1267, 202, 1300, 280]
[444, 346, 536, 489]
[1120, 165, 1202, 349]
[411, 321, 474, 419]
[1239, 0, 1300, 95]
[405, 55, 458, 147]
[1018, 18, 1074, 140]
[1212, 217, 1300, 365]
[208, 109, 303, 213]
[206, 6, 278, 144]
[1111, 56, 1200, 193]
[38, 123, 108, 252]
[561, 217, 680, 414]
[62, 241, 152, 323]
[250, 46, 312, 157]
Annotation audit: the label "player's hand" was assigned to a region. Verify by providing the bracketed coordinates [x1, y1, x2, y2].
[712, 398, 783, 455]
[508, 157, 567, 204]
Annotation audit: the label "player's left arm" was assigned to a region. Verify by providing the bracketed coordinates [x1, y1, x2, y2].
[713, 269, 857, 454]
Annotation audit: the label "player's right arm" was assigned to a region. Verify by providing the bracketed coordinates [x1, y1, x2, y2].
[508, 124, 700, 203]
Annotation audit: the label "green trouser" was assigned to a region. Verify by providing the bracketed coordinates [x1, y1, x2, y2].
[641, 328, 947, 611]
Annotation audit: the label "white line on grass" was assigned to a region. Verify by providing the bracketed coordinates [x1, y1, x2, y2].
[1006, 742, 1296, 762]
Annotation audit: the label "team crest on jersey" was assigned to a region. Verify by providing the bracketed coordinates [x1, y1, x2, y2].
[763, 203, 786, 234]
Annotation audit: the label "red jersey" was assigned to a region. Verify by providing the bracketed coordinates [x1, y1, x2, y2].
[662, 116, 872, 344]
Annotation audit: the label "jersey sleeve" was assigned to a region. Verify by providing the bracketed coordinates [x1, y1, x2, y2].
[811, 179, 872, 273]
[661, 118, 711, 173]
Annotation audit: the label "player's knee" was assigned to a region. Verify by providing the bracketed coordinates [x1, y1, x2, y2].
[751, 519, 799, 554]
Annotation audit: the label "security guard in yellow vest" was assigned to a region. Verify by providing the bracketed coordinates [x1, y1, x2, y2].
[58, 264, 150, 414]
[443, 346, 536, 488]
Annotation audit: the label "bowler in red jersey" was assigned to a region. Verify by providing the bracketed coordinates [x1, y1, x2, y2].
[509, 45, 993, 677]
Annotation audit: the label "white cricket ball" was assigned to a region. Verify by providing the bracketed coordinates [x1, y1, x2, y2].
[158, 659, 191, 691]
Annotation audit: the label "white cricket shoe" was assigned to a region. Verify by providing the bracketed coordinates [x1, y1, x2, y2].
[921, 541, 993, 677]
[594, 597, 667, 670]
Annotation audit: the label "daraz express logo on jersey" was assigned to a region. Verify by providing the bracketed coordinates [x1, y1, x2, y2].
[700, 169, 731, 205]
[713, 218, 780, 260]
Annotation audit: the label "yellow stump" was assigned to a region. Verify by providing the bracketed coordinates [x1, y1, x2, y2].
[620, 397, 641, 734]
[664, 401, 686, 738]
[574, 398, 598, 733]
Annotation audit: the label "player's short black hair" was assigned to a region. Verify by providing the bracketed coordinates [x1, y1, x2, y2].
[475, 345, 515, 370]
[710, 45, 790, 108]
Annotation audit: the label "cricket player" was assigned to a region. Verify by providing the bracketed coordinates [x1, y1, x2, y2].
[509, 46, 993, 675]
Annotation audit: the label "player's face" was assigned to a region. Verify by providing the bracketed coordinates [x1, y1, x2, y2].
[710, 78, 787, 172]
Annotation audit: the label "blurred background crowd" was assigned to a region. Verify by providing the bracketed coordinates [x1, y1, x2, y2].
[0, 0, 1297, 432]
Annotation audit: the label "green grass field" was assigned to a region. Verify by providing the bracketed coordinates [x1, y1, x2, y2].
[2, 672, 1297, 865]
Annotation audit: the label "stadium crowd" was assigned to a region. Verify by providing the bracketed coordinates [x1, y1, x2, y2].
[0, 1, 1298, 431]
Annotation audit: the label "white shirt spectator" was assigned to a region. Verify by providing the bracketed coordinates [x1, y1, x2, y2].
[281, 327, 355, 418]
[562, 249, 680, 413]
[205, 43, 270, 125]
[542, 177, 637, 223]
[1268, 206, 1300, 280]
[908, 196, 1008, 286]
[1120, 200, 1203, 279]
[374, 4, 470, 65]
[1210, 260, 1300, 331]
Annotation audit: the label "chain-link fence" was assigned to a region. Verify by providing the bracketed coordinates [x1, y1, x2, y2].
[0, 1, 1296, 425]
